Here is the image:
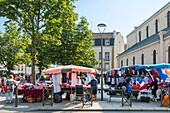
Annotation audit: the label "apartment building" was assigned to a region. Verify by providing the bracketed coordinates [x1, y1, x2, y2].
[93, 31, 124, 70]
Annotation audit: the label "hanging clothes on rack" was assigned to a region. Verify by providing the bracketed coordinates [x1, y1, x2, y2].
[71, 72, 77, 86]
[86, 73, 91, 83]
[56, 73, 62, 84]
[52, 74, 61, 93]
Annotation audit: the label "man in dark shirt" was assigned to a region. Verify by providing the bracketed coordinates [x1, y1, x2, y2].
[89, 75, 98, 100]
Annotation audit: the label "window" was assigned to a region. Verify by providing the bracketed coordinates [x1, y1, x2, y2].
[99, 52, 101, 60]
[139, 31, 141, 42]
[94, 39, 101, 46]
[105, 39, 110, 45]
[126, 58, 128, 66]
[155, 19, 158, 33]
[146, 26, 149, 38]
[141, 54, 144, 65]
[167, 11, 170, 27]
[168, 46, 170, 63]
[133, 56, 135, 65]
[153, 50, 156, 64]
[105, 52, 110, 61]
[121, 60, 123, 67]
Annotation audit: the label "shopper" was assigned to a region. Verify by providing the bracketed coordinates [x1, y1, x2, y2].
[6, 75, 16, 104]
[89, 75, 98, 100]
[150, 75, 158, 102]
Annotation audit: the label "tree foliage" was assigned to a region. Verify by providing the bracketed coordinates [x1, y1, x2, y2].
[0, 0, 78, 84]
[0, 21, 30, 75]
[55, 16, 98, 67]
[0, 0, 98, 79]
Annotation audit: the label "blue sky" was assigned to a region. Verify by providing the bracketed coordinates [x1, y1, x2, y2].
[74, 0, 170, 38]
[0, 0, 169, 38]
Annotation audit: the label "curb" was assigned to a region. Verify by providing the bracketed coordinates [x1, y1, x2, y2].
[28, 108, 170, 112]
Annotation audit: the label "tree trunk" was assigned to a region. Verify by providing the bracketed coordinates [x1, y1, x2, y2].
[32, 35, 36, 85]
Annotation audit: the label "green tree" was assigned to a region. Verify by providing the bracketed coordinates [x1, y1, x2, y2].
[0, 22, 30, 75]
[0, 0, 78, 84]
[55, 16, 98, 67]
[73, 17, 98, 67]
[36, 34, 59, 75]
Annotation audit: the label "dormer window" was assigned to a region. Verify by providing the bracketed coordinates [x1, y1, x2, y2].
[155, 19, 158, 33]
[146, 26, 149, 38]
[139, 31, 141, 42]
[167, 11, 170, 27]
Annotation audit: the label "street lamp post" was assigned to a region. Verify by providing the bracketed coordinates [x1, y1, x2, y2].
[97, 23, 106, 101]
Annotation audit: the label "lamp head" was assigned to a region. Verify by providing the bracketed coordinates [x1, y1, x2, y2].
[97, 23, 106, 28]
[97, 23, 106, 33]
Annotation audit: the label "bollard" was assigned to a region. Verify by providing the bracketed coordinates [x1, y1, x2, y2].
[42, 86, 44, 106]
[51, 88, 53, 106]
[15, 85, 18, 107]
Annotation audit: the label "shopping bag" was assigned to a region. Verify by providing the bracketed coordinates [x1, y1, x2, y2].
[2, 86, 7, 93]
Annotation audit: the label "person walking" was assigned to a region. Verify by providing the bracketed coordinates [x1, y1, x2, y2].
[89, 75, 98, 100]
[150, 75, 158, 102]
[5, 75, 16, 104]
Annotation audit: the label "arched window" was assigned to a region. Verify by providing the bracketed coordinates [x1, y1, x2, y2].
[155, 19, 158, 33]
[133, 56, 135, 65]
[153, 50, 156, 64]
[168, 46, 170, 63]
[146, 26, 149, 38]
[139, 31, 141, 42]
[121, 60, 123, 67]
[141, 54, 144, 65]
[167, 11, 170, 27]
[126, 59, 128, 66]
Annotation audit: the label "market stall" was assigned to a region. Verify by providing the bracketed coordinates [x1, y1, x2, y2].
[43, 65, 97, 103]
[118, 65, 153, 102]
[135, 63, 170, 104]
[147, 63, 170, 107]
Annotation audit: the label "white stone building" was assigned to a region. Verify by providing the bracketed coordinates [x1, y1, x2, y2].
[117, 2, 170, 67]
[92, 31, 124, 70]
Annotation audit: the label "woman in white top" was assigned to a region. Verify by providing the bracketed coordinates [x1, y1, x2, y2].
[6, 75, 16, 104]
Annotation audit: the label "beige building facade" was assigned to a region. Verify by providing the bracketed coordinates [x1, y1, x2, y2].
[117, 2, 170, 67]
[93, 31, 124, 70]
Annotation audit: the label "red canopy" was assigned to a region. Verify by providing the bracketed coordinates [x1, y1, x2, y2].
[43, 65, 96, 74]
